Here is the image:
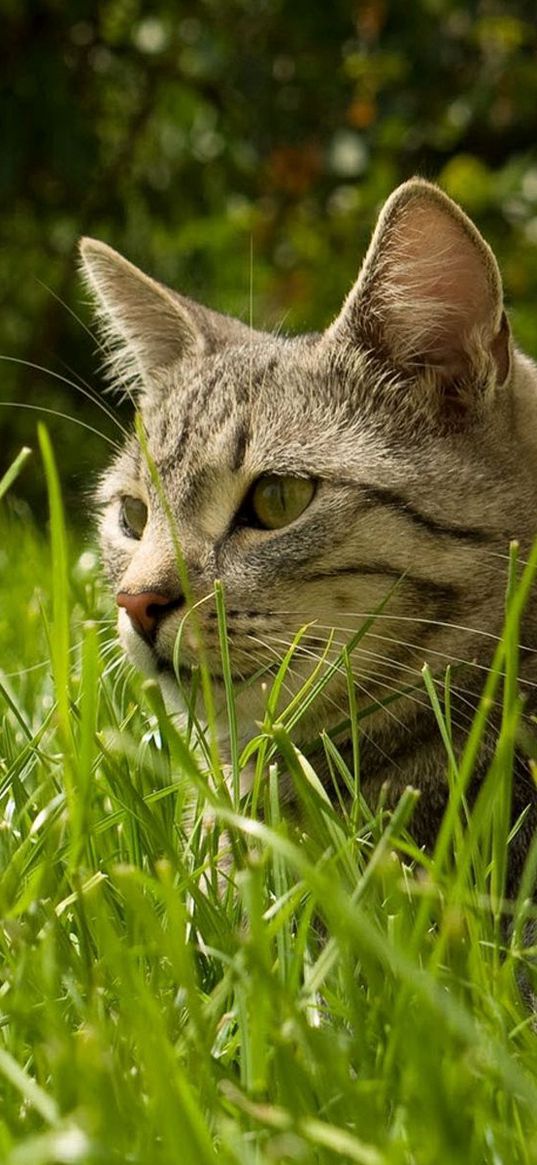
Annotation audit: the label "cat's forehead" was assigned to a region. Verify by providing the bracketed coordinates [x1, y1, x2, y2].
[144, 335, 379, 479]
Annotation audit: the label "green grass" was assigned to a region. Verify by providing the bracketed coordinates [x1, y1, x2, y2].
[2, 438, 537, 1165]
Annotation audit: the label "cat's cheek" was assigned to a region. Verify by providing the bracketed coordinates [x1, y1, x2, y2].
[117, 608, 158, 676]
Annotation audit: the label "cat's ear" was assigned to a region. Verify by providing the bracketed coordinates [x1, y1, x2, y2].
[328, 178, 511, 388]
[79, 238, 204, 390]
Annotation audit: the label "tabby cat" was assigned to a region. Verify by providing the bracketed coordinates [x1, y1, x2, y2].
[80, 178, 537, 884]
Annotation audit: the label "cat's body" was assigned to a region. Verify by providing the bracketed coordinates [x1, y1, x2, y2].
[81, 179, 537, 884]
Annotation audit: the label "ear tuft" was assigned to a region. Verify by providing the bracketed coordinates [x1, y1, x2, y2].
[329, 179, 510, 389]
[79, 238, 202, 394]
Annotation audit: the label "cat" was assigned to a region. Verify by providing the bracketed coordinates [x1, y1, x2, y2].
[80, 178, 537, 888]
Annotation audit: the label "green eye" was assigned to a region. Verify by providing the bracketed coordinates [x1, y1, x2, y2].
[249, 475, 315, 530]
[120, 496, 148, 540]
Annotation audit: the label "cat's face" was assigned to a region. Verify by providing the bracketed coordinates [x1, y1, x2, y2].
[82, 179, 535, 746]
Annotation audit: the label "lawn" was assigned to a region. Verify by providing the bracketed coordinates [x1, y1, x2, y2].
[2, 436, 537, 1165]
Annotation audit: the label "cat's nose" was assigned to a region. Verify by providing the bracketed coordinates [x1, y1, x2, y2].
[117, 590, 181, 642]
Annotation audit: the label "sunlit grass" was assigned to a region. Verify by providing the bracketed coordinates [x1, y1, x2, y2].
[2, 439, 537, 1164]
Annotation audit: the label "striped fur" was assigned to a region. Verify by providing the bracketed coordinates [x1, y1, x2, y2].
[81, 179, 537, 882]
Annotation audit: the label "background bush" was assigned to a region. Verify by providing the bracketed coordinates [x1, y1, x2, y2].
[2, 0, 537, 514]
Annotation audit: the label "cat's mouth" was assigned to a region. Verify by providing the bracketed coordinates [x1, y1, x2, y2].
[156, 657, 206, 685]
[119, 608, 274, 689]
[155, 654, 274, 688]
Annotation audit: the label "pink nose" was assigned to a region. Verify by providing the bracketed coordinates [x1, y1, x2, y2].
[117, 590, 180, 641]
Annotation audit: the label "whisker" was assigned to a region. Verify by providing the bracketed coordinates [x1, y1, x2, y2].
[257, 628, 477, 736]
[247, 630, 435, 737]
[269, 607, 531, 650]
[0, 355, 128, 440]
[36, 278, 106, 349]
[0, 634, 100, 680]
[57, 357, 130, 439]
[347, 642, 492, 716]
[303, 619, 537, 688]
[0, 401, 121, 450]
[244, 632, 351, 721]
[1, 660, 52, 679]
[295, 630, 483, 704]
[73, 617, 116, 628]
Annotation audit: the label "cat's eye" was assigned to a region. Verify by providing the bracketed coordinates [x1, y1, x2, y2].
[120, 495, 148, 540]
[247, 475, 315, 530]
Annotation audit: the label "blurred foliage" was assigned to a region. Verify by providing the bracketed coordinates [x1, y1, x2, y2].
[2, 0, 537, 515]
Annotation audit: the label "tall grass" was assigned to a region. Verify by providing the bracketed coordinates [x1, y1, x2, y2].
[2, 436, 537, 1165]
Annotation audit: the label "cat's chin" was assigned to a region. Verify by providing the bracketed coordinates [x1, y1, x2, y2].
[118, 612, 158, 676]
[119, 614, 203, 689]
[156, 664, 196, 721]
[156, 657, 268, 752]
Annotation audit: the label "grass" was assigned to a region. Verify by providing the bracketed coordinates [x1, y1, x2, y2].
[2, 436, 537, 1164]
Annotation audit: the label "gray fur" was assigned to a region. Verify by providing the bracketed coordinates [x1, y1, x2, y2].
[80, 179, 537, 884]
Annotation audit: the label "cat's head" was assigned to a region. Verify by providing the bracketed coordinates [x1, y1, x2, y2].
[80, 179, 529, 744]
